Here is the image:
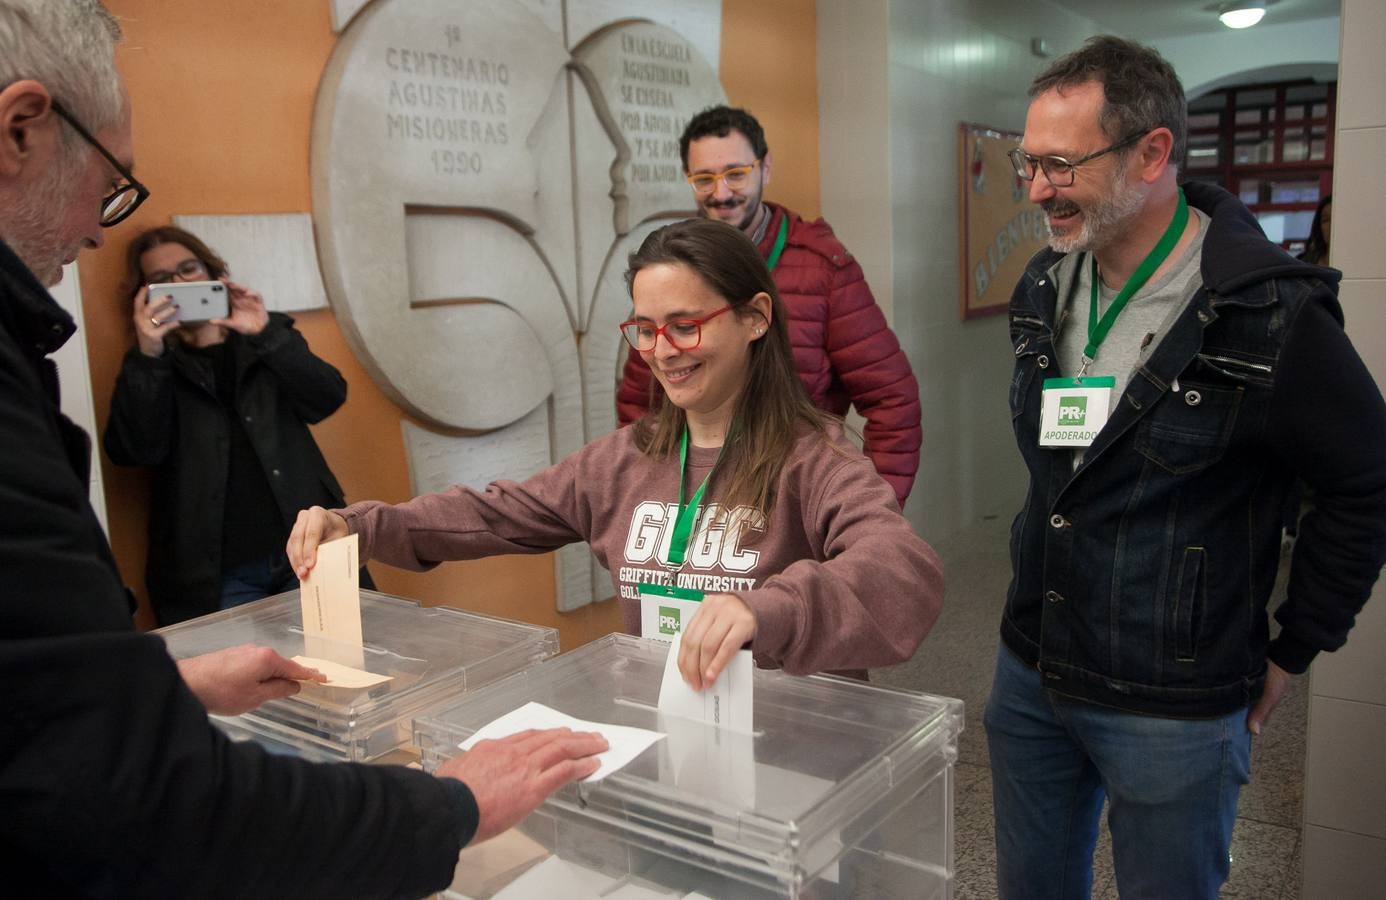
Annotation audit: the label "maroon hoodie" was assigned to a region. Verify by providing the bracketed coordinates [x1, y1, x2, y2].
[341, 424, 943, 675]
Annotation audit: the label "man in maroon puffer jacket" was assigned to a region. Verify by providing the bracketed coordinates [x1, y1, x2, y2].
[616, 106, 922, 507]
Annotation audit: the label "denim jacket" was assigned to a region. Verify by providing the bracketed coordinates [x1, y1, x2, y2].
[1003, 182, 1386, 717]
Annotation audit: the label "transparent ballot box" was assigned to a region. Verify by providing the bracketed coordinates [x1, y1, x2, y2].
[415, 634, 962, 899]
[155, 590, 559, 762]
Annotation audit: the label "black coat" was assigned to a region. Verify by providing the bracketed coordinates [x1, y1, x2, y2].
[104, 312, 348, 624]
[0, 239, 474, 897]
[1002, 182, 1386, 716]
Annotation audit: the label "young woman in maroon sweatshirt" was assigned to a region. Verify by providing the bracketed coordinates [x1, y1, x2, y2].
[288, 218, 943, 690]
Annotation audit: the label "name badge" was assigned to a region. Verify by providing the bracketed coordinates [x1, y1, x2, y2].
[1039, 376, 1115, 448]
[639, 583, 705, 642]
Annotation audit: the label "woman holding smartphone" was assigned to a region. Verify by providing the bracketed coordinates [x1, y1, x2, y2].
[288, 218, 942, 688]
[104, 225, 368, 625]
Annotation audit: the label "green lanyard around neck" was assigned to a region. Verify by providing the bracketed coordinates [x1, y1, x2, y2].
[765, 214, 789, 271]
[1081, 187, 1189, 376]
[666, 428, 722, 567]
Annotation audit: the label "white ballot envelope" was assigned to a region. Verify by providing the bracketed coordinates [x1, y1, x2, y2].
[657, 632, 754, 735]
[460, 701, 665, 783]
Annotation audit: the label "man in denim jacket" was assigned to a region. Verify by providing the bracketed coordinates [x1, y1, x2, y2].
[987, 36, 1386, 899]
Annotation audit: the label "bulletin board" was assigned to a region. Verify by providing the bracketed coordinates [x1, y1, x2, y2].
[957, 122, 1049, 320]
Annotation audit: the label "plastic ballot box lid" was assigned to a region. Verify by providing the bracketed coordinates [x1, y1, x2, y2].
[156, 589, 559, 761]
[414, 634, 963, 897]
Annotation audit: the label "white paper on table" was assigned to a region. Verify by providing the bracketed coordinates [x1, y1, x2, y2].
[490, 855, 613, 900]
[290, 655, 392, 689]
[657, 632, 753, 734]
[603, 880, 685, 899]
[459, 701, 665, 782]
[299, 533, 363, 668]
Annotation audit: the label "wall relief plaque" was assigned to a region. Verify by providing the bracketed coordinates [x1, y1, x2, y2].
[313, 0, 725, 609]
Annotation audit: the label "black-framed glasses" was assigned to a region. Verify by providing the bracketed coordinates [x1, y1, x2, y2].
[619, 304, 734, 352]
[1008, 129, 1149, 187]
[50, 100, 149, 227]
[144, 258, 208, 285]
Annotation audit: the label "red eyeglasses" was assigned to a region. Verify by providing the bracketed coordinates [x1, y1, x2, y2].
[619, 304, 733, 352]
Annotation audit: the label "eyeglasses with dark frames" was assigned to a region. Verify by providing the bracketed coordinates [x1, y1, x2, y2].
[144, 258, 209, 285]
[619, 304, 734, 352]
[49, 100, 149, 227]
[1008, 129, 1150, 188]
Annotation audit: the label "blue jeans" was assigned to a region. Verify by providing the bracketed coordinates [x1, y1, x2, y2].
[984, 645, 1251, 899]
[220, 555, 298, 610]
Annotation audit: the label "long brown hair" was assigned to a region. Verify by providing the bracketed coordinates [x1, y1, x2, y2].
[121, 225, 228, 298]
[625, 218, 828, 518]
[1302, 194, 1331, 265]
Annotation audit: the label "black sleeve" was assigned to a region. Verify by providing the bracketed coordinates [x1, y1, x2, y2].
[2, 341, 133, 636]
[102, 346, 177, 466]
[245, 313, 348, 424]
[1265, 292, 1386, 672]
[0, 632, 475, 899]
[3, 325, 474, 896]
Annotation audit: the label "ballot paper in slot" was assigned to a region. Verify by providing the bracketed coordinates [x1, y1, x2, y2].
[656, 631, 753, 735]
[657, 711, 756, 809]
[299, 532, 365, 670]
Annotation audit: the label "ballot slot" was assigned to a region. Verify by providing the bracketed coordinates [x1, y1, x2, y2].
[155, 589, 559, 762]
[415, 634, 963, 899]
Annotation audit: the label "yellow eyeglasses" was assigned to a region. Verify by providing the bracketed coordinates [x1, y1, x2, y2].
[686, 160, 761, 195]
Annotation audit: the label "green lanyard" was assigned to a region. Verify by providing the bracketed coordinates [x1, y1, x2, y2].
[1080, 187, 1189, 376]
[765, 215, 789, 271]
[666, 428, 720, 566]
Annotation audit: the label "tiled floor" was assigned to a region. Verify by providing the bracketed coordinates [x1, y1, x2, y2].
[874, 517, 1306, 899]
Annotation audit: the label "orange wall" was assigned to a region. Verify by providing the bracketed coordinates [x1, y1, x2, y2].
[86, 0, 818, 647]
[722, 0, 822, 218]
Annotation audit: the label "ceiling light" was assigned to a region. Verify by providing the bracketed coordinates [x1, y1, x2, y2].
[1219, 2, 1266, 28]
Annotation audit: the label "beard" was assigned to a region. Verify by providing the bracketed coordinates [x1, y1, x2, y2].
[1042, 168, 1145, 254]
[698, 188, 762, 232]
[7, 149, 84, 287]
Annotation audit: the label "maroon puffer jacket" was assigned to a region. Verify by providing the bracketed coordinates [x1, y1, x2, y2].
[617, 202, 922, 507]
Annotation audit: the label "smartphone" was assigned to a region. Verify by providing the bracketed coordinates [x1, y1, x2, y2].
[147, 280, 229, 323]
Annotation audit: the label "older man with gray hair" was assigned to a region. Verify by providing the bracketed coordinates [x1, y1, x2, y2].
[0, 2, 605, 895]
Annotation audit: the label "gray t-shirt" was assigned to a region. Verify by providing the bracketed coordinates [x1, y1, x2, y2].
[1051, 208, 1208, 464]
[1054, 207, 1209, 400]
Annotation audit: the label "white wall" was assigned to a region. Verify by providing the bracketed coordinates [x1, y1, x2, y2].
[49, 262, 108, 533]
[1301, 1, 1386, 895]
[817, 0, 1103, 543]
[1150, 15, 1340, 97]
